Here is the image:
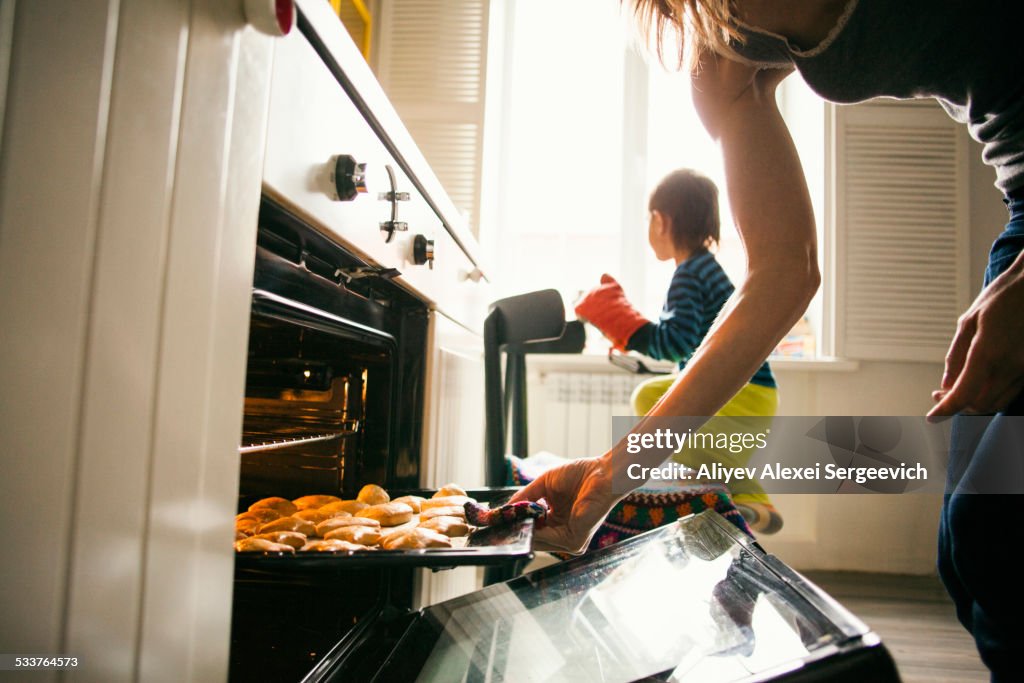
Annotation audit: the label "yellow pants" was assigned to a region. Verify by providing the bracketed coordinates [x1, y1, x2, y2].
[630, 376, 779, 506]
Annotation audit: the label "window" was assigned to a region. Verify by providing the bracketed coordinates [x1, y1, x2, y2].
[372, 1, 970, 365]
[480, 0, 825, 358]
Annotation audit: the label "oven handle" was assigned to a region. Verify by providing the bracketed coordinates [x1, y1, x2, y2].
[251, 289, 397, 348]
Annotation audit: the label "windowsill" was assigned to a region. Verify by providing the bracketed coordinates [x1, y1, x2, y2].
[768, 356, 860, 372]
[526, 352, 860, 374]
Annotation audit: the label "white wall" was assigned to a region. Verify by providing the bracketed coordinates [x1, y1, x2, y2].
[765, 139, 1005, 574]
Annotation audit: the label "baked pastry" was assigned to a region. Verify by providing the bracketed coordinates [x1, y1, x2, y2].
[421, 495, 471, 511]
[324, 525, 382, 545]
[293, 509, 344, 524]
[316, 516, 381, 537]
[251, 531, 307, 550]
[257, 516, 316, 536]
[357, 484, 390, 506]
[234, 537, 295, 553]
[355, 502, 414, 527]
[249, 497, 298, 517]
[391, 495, 425, 513]
[300, 539, 368, 552]
[420, 505, 466, 521]
[320, 499, 368, 515]
[292, 494, 341, 510]
[382, 527, 452, 550]
[236, 508, 282, 524]
[235, 529, 248, 541]
[235, 518, 260, 536]
[433, 484, 467, 498]
[418, 515, 470, 537]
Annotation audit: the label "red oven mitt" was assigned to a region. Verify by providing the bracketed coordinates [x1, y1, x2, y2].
[574, 274, 648, 351]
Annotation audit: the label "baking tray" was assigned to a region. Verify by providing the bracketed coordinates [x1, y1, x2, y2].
[234, 487, 534, 570]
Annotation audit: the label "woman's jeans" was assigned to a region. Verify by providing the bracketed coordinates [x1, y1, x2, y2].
[938, 187, 1024, 682]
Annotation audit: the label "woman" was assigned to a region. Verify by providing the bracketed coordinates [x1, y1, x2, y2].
[511, 1, 1024, 679]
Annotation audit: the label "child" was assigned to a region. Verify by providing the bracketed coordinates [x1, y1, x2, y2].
[574, 168, 782, 534]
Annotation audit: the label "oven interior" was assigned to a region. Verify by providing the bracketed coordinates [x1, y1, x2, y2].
[230, 199, 429, 681]
[240, 314, 391, 498]
[243, 199, 429, 493]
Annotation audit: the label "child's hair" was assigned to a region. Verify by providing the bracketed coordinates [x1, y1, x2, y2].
[648, 168, 720, 251]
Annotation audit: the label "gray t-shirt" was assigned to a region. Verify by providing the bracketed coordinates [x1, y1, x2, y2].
[727, 0, 1024, 194]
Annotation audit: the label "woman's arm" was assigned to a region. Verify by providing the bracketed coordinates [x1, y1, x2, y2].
[607, 52, 819, 468]
[512, 51, 820, 552]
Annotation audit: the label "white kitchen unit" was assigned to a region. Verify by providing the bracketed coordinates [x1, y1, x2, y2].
[0, 1, 490, 681]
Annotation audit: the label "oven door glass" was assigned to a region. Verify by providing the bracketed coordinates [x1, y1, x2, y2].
[368, 511, 896, 683]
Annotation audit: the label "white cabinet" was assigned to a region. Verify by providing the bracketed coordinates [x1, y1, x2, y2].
[0, 2, 274, 681]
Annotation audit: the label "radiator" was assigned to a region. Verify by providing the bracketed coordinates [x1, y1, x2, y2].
[527, 372, 644, 459]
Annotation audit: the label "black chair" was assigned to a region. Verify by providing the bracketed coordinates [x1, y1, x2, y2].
[483, 290, 586, 486]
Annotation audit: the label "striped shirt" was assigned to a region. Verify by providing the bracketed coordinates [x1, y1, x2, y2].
[626, 250, 776, 388]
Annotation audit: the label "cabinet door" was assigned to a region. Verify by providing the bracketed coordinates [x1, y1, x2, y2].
[418, 310, 487, 605]
[421, 311, 486, 490]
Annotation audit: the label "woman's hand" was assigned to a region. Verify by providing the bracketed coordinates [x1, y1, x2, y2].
[929, 253, 1024, 417]
[508, 455, 623, 554]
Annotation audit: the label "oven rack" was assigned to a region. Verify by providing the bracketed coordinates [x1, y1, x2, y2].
[239, 425, 357, 455]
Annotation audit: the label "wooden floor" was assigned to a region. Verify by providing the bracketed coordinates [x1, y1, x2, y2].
[803, 571, 990, 683]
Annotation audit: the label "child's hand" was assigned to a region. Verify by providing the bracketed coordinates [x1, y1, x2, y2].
[574, 274, 648, 351]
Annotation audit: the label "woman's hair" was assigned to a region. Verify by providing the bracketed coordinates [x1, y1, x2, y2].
[649, 169, 720, 251]
[625, 0, 742, 70]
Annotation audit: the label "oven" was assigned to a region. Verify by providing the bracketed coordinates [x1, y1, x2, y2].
[230, 199, 533, 681]
[228, 2, 520, 680]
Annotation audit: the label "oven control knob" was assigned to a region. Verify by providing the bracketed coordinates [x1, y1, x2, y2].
[412, 234, 435, 269]
[331, 155, 367, 201]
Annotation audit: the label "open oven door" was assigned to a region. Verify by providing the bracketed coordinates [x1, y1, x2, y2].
[308, 510, 900, 683]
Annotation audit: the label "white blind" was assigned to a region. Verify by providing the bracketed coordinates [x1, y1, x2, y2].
[372, 0, 489, 234]
[833, 100, 969, 361]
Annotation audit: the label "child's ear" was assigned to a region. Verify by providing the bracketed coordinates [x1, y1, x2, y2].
[651, 209, 667, 233]
[652, 210, 670, 234]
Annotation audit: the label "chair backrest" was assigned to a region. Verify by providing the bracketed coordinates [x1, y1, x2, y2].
[483, 290, 584, 485]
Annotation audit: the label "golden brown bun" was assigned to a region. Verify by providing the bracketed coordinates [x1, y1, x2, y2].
[249, 497, 298, 516]
[316, 516, 381, 537]
[293, 509, 345, 524]
[320, 500, 368, 515]
[356, 484, 390, 505]
[292, 494, 341, 511]
[391, 495, 425, 513]
[257, 517, 316, 536]
[324, 525, 382, 545]
[251, 531, 307, 549]
[355, 502, 414, 527]
[236, 508, 282, 524]
[382, 527, 452, 550]
[421, 496, 471, 511]
[418, 515, 470, 537]
[420, 505, 466, 521]
[235, 518, 260, 536]
[433, 484, 467, 498]
[300, 539, 369, 552]
[234, 537, 295, 553]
